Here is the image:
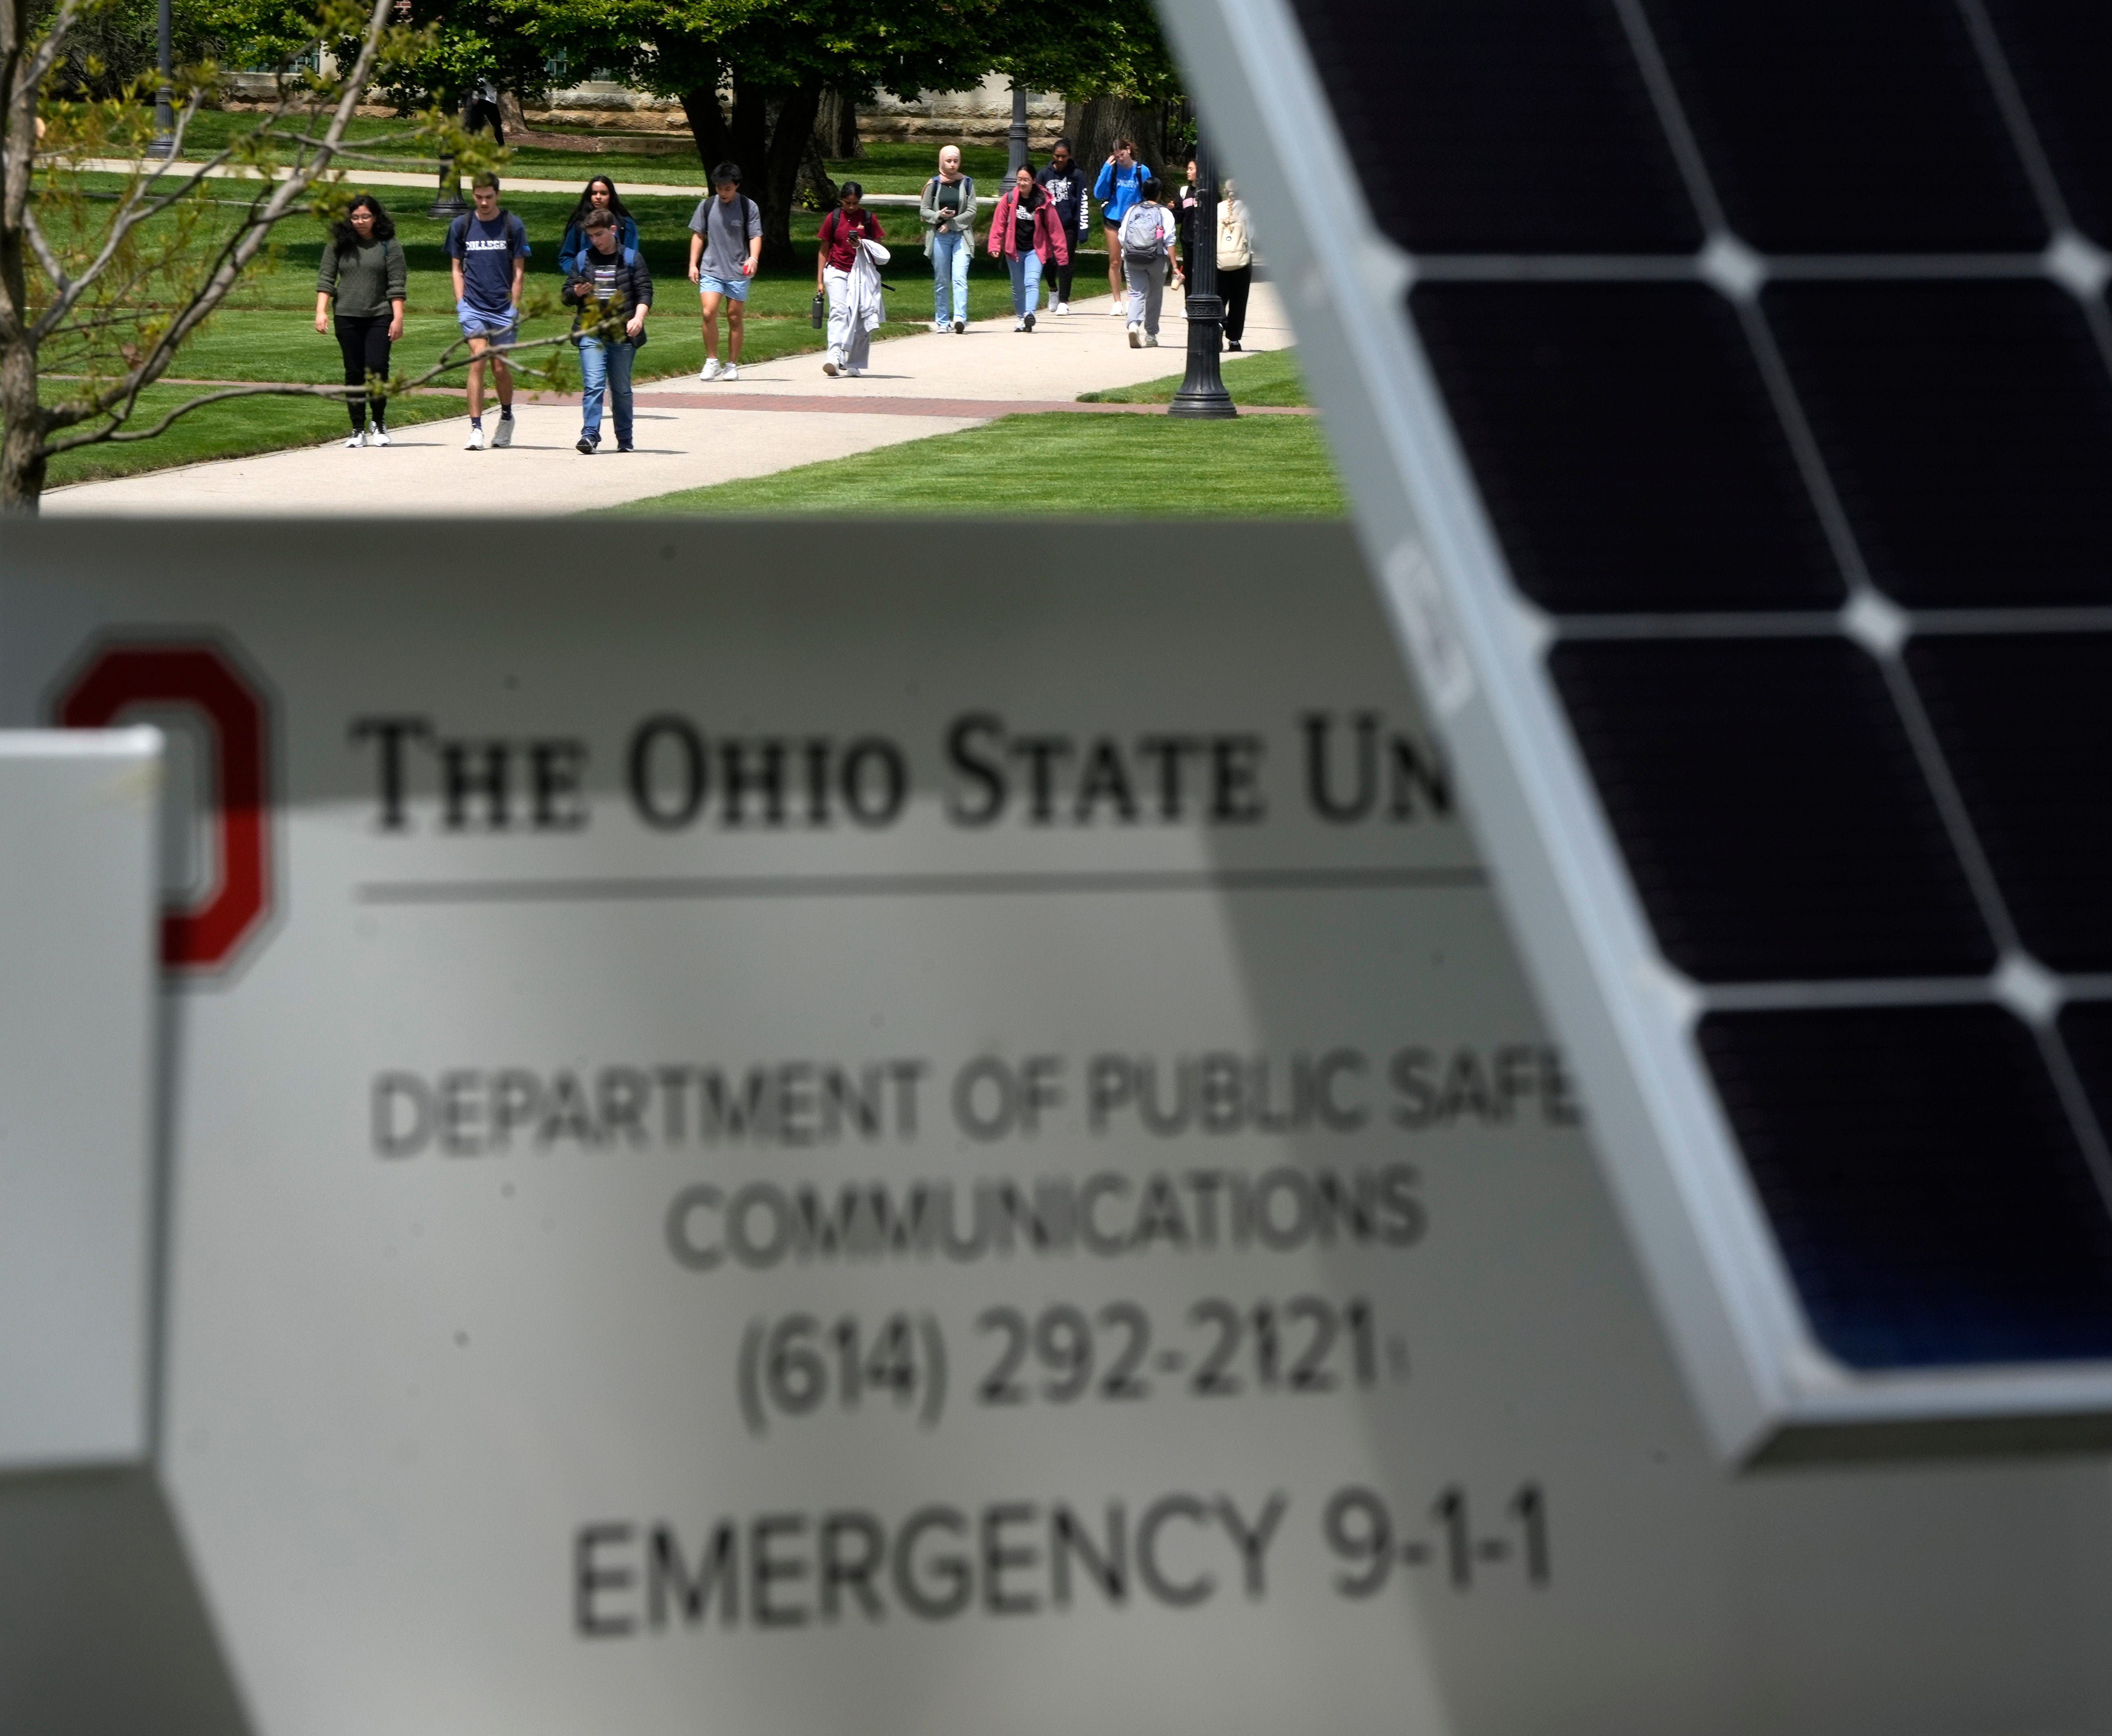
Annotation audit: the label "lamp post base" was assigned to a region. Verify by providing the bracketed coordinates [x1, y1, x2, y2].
[429, 158, 468, 221]
[1169, 291, 1238, 419]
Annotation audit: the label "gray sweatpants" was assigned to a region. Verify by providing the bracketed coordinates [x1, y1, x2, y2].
[1123, 255, 1167, 335]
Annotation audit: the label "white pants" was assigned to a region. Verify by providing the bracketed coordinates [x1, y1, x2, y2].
[824, 266, 872, 369]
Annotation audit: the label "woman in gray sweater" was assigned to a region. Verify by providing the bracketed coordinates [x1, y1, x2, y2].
[315, 194, 408, 447]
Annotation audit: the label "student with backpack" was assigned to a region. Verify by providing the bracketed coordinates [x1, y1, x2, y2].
[1035, 137, 1091, 314]
[558, 177, 638, 277]
[987, 165, 1069, 331]
[445, 173, 529, 450]
[562, 208, 652, 454]
[1119, 178, 1177, 348]
[687, 163, 763, 381]
[1093, 137, 1151, 311]
[817, 183, 886, 377]
[314, 193, 406, 448]
[919, 146, 976, 333]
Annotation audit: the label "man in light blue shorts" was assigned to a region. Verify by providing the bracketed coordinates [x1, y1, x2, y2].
[687, 163, 763, 381]
[445, 173, 530, 448]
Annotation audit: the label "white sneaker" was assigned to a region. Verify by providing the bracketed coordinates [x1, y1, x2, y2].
[699, 357, 723, 381]
[823, 354, 841, 377]
[931, 320, 948, 333]
[721, 362, 739, 381]
[1111, 303, 1126, 317]
[1054, 302, 1069, 316]
[1144, 334, 1160, 347]
[1013, 316, 1025, 332]
[465, 424, 485, 450]
[491, 417, 513, 449]
[845, 364, 864, 377]
[1128, 324, 1141, 348]
[367, 424, 391, 446]
[345, 432, 366, 449]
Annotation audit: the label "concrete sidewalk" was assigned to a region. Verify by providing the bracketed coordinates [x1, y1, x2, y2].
[45, 284, 1294, 517]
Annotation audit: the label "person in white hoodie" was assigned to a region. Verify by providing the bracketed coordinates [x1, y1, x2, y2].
[816, 183, 886, 377]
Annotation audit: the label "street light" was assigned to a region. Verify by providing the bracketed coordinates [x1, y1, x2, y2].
[146, 0, 174, 159]
[1007, 81, 1029, 178]
[1169, 129, 1235, 419]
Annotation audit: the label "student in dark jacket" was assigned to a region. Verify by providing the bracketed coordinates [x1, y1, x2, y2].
[314, 193, 407, 448]
[559, 177, 639, 276]
[562, 209, 653, 454]
[1034, 137, 1090, 314]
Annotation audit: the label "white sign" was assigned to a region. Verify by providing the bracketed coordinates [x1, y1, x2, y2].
[5, 522, 2112, 1734]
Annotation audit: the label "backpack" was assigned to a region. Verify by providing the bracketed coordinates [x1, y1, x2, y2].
[1121, 203, 1166, 261]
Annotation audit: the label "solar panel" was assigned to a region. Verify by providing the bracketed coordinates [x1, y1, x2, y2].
[1163, 0, 2112, 1457]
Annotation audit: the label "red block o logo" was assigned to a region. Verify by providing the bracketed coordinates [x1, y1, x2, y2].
[58, 644, 272, 973]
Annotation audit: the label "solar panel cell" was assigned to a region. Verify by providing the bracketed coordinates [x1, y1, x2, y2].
[1411, 283, 1841, 613]
[1643, 0, 2047, 252]
[1700, 1005, 2112, 1368]
[1287, 0, 1699, 253]
[1906, 634, 2112, 972]
[1766, 281, 2112, 607]
[1550, 638, 1995, 982]
[1981, 0, 2112, 248]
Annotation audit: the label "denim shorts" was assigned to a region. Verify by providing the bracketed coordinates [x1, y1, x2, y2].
[457, 300, 516, 343]
[699, 274, 750, 302]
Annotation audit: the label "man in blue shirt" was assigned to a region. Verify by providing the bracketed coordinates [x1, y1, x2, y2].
[446, 174, 530, 450]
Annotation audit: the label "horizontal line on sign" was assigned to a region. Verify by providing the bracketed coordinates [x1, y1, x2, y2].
[354, 865, 1486, 905]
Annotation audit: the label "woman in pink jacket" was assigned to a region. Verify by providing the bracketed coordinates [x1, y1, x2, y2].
[987, 165, 1071, 334]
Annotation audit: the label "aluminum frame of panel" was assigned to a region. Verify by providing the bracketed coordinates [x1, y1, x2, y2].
[1154, 0, 2112, 1462]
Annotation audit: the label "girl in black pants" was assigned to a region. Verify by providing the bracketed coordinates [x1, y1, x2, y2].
[315, 194, 407, 447]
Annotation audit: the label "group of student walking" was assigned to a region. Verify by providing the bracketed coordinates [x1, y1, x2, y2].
[809, 136, 1253, 373]
[309, 141, 1256, 446]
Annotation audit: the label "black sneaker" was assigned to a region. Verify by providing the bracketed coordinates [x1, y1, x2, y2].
[616, 444, 635, 453]
[576, 435, 595, 454]
[952, 318, 965, 334]
[1023, 312, 1035, 332]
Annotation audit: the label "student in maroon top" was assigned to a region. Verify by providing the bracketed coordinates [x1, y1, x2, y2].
[815, 183, 885, 376]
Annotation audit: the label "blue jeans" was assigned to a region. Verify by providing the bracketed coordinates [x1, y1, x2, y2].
[931, 229, 970, 322]
[1006, 250, 1044, 315]
[579, 336, 635, 447]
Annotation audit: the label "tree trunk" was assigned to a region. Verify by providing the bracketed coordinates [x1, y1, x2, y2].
[755, 77, 824, 266]
[1070, 94, 1167, 184]
[679, 82, 734, 177]
[815, 85, 860, 159]
[0, 213, 46, 511]
[0, 340, 47, 513]
[497, 88, 528, 138]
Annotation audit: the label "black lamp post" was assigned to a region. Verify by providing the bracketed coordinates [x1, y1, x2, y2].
[146, 0, 175, 158]
[429, 88, 470, 219]
[1007, 82, 1029, 178]
[1169, 129, 1235, 419]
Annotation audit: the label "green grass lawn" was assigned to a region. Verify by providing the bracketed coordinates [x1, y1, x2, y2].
[1079, 346, 1310, 407]
[610, 412, 1346, 517]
